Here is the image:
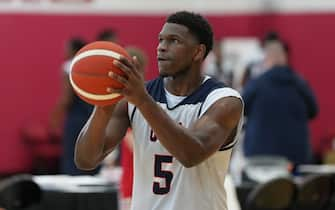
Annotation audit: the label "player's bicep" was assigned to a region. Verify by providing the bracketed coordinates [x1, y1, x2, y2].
[103, 99, 130, 154]
[192, 97, 243, 152]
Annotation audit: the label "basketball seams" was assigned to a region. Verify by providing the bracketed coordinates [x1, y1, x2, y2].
[70, 49, 122, 71]
[69, 74, 121, 101]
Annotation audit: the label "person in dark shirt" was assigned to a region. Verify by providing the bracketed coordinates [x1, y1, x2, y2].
[242, 38, 318, 165]
[50, 38, 95, 175]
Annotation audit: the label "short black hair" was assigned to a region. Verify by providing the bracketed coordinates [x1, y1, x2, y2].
[262, 31, 290, 54]
[262, 31, 280, 46]
[68, 38, 86, 52]
[97, 29, 117, 41]
[166, 11, 213, 58]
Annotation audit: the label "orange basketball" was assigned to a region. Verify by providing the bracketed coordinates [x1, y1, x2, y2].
[69, 41, 130, 106]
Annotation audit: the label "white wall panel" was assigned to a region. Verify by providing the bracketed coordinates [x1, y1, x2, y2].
[1, 0, 335, 14]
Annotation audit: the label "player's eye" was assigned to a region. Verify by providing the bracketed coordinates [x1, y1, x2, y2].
[171, 39, 180, 44]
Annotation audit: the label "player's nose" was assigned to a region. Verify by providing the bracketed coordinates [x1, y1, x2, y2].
[157, 41, 168, 52]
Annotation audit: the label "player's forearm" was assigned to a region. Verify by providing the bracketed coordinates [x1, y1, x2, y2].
[137, 96, 208, 167]
[74, 107, 113, 170]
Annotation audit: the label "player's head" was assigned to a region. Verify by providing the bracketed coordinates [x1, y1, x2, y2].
[66, 37, 86, 58]
[96, 29, 118, 42]
[157, 11, 213, 77]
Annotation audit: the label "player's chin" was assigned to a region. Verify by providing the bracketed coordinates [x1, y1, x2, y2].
[158, 68, 170, 78]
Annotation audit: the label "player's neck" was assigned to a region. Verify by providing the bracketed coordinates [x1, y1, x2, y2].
[165, 71, 204, 96]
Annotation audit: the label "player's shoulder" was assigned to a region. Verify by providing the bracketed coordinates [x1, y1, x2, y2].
[202, 76, 225, 90]
[201, 76, 242, 100]
[199, 78, 243, 117]
[207, 86, 242, 100]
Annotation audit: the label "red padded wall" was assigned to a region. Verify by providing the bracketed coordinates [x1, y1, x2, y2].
[0, 12, 333, 172]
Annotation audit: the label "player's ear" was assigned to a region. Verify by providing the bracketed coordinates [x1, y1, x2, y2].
[193, 44, 206, 62]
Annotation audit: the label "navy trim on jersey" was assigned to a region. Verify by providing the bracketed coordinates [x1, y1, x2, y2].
[146, 76, 225, 110]
[219, 143, 236, 151]
[197, 102, 205, 118]
[146, 76, 167, 104]
[219, 123, 239, 151]
[130, 106, 137, 124]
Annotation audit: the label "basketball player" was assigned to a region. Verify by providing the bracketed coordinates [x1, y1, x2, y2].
[75, 11, 243, 210]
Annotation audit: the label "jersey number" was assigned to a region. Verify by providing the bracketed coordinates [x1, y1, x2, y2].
[153, 155, 173, 195]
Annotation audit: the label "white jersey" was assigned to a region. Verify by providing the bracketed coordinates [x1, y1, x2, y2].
[128, 76, 243, 210]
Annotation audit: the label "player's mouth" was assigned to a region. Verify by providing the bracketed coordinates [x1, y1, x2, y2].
[157, 56, 171, 62]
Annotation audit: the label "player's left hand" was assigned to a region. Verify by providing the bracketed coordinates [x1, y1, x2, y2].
[107, 55, 150, 107]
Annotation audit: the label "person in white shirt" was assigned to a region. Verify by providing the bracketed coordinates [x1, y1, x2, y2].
[75, 11, 243, 210]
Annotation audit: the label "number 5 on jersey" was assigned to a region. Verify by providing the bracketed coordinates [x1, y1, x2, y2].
[153, 155, 173, 195]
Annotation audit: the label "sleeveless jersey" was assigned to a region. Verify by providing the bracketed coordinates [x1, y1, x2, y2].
[128, 76, 243, 210]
